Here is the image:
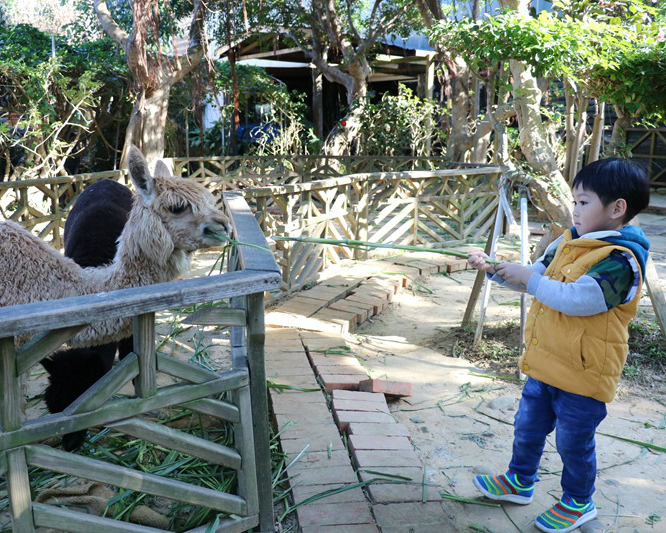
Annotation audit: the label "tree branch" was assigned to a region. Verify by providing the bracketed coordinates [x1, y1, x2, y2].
[93, 0, 129, 49]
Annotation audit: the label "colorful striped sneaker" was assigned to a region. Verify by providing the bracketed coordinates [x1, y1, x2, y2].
[535, 496, 597, 532]
[473, 470, 534, 504]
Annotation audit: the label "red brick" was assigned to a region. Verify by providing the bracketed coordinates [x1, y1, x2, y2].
[312, 308, 358, 333]
[315, 365, 368, 377]
[277, 423, 340, 441]
[358, 466, 423, 483]
[301, 522, 379, 533]
[348, 423, 410, 438]
[281, 436, 345, 455]
[288, 464, 359, 486]
[354, 286, 393, 303]
[327, 301, 370, 324]
[332, 398, 389, 414]
[353, 450, 422, 468]
[320, 374, 367, 392]
[293, 485, 368, 506]
[334, 410, 395, 430]
[286, 450, 351, 469]
[345, 295, 386, 316]
[446, 259, 468, 273]
[367, 483, 442, 503]
[270, 391, 325, 404]
[296, 502, 374, 527]
[302, 525, 378, 533]
[270, 375, 320, 390]
[358, 379, 413, 398]
[272, 398, 330, 416]
[331, 389, 386, 402]
[348, 435, 413, 452]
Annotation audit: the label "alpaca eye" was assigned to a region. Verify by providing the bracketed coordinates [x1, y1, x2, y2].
[168, 203, 188, 215]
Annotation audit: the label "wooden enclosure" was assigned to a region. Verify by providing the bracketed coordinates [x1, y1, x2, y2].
[0, 193, 280, 532]
[627, 127, 666, 189]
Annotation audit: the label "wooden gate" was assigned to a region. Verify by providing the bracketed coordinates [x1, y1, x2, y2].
[0, 192, 280, 532]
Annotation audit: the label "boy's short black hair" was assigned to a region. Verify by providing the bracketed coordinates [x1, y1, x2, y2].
[572, 158, 650, 222]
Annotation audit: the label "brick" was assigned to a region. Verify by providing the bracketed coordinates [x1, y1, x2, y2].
[277, 423, 340, 441]
[358, 379, 413, 398]
[270, 391, 325, 404]
[353, 450, 422, 468]
[358, 466, 423, 483]
[302, 523, 378, 532]
[311, 308, 357, 333]
[348, 423, 410, 438]
[327, 301, 369, 323]
[288, 464, 359, 486]
[308, 352, 358, 366]
[320, 374, 365, 392]
[332, 398, 389, 413]
[331, 389, 386, 402]
[274, 300, 323, 317]
[265, 312, 347, 334]
[334, 410, 396, 430]
[354, 286, 393, 303]
[348, 435, 413, 452]
[293, 485, 368, 505]
[296, 502, 374, 527]
[270, 375, 320, 389]
[345, 294, 387, 315]
[286, 450, 351, 469]
[281, 436, 345, 455]
[372, 502, 454, 530]
[315, 365, 368, 377]
[276, 414, 332, 430]
[271, 398, 330, 416]
[368, 483, 443, 503]
[446, 259, 468, 273]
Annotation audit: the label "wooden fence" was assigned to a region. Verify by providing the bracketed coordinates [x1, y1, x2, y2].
[0, 157, 501, 291]
[0, 192, 280, 532]
[627, 128, 666, 189]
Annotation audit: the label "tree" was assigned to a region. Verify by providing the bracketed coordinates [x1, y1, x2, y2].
[269, 0, 422, 155]
[0, 24, 129, 179]
[93, 0, 206, 164]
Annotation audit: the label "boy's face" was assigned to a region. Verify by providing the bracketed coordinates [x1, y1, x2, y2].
[572, 185, 626, 236]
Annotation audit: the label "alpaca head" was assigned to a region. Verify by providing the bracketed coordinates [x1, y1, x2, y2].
[123, 145, 230, 268]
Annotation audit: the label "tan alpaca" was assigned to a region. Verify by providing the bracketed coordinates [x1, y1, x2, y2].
[0, 145, 229, 347]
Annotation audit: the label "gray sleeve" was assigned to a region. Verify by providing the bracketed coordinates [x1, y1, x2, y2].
[486, 256, 548, 292]
[525, 273, 608, 316]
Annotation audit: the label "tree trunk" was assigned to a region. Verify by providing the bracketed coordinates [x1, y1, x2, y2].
[587, 100, 605, 163]
[607, 107, 632, 155]
[508, 59, 573, 227]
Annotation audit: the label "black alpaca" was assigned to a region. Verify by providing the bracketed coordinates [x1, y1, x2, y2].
[41, 179, 133, 451]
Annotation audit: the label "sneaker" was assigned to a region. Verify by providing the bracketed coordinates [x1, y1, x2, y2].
[535, 496, 597, 532]
[473, 470, 534, 504]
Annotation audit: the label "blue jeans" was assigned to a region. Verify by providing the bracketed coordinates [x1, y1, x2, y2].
[509, 377, 607, 502]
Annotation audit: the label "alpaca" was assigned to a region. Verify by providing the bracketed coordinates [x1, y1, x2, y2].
[42, 178, 134, 450]
[0, 144, 230, 349]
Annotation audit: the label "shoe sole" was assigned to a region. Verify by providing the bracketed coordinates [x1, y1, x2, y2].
[473, 477, 533, 505]
[534, 507, 598, 532]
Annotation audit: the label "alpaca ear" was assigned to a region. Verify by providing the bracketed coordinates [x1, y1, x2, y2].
[127, 145, 155, 205]
[154, 160, 172, 178]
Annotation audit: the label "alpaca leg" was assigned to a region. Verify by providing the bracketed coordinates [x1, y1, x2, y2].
[42, 344, 117, 450]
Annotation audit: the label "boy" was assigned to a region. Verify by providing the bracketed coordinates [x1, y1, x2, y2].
[467, 158, 651, 532]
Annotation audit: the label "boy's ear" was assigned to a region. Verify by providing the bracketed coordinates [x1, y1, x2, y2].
[611, 198, 628, 220]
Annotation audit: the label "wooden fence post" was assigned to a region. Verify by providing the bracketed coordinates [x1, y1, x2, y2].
[246, 292, 273, 532]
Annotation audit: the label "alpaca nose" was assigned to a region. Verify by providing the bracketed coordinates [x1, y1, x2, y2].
[212, 212, 231, 234]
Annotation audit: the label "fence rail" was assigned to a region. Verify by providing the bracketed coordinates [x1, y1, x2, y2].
[0, 192, 279, 532]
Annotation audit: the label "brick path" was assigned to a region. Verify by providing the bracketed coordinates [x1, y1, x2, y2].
[265, 252, 479, 530]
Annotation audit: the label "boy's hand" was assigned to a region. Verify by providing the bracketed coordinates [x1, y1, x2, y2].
[467, 251, 497, 275]
[495, 262, 532, 287]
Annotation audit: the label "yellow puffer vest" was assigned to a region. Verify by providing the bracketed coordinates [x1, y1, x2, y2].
[519, 230, 642, 403]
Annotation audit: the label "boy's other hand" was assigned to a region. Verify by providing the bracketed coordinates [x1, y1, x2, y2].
[495, 262, 532, 287]
[467, 251, 497, 274]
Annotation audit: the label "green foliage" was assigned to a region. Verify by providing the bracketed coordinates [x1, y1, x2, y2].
[357, 85, 446, 156]
[429, 5, 666, 121]
[0, 23, 130, 177]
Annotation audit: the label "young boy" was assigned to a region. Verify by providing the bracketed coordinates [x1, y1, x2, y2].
[467, 158, 651, 533]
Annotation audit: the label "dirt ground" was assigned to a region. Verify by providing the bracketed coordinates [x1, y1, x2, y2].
[350, 261, 666, 532]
